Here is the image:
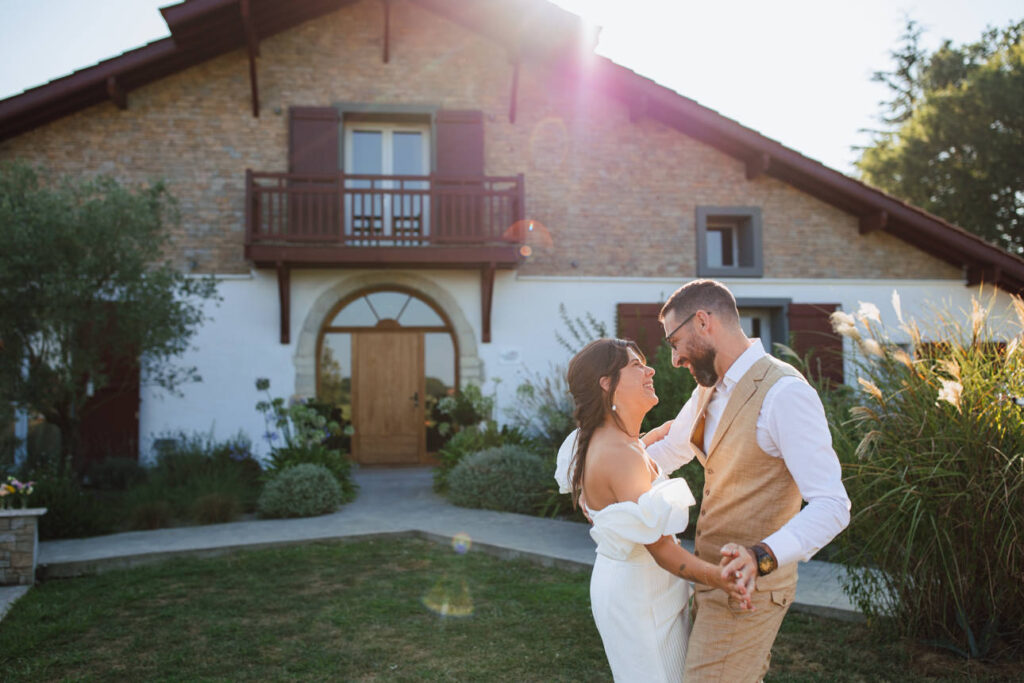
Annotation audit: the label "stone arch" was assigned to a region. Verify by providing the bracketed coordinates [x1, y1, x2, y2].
[294, 272, 482, 397]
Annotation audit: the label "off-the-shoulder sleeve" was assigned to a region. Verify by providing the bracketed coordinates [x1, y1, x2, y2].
[553, 429, 579, 494]
[588, 479, 696, 560]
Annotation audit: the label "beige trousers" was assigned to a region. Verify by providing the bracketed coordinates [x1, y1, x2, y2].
[684, 584, 796, 682]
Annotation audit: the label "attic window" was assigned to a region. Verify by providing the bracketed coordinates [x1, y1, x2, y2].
[696, 206, 763, 277]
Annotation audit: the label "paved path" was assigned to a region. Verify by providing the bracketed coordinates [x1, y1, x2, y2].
[1, 467, 859, 622]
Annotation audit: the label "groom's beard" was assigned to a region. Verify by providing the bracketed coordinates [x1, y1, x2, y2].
[690, 343, 719, 387]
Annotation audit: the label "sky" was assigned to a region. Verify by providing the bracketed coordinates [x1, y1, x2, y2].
[0, 0, 1020, 175]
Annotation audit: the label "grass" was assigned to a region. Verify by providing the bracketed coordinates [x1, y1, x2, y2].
[1, 538, 1021, 681]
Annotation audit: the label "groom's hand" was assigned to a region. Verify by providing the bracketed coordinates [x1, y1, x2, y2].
[641, 420, 672, 447]
[720, 543, 757, 611]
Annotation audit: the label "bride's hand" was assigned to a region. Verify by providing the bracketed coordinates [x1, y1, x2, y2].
[719, 544, 757, 611]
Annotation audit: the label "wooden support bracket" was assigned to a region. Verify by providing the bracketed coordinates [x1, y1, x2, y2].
[966, 263, 1001, 287]
[382, 0, 391, 63]
[277, 262, 290, 344]
[481, 263, 496, 343]
[858, 210, 888, 235]
[508, 54, 520, 124]
[241, 0, 260, 117]
[106, 76, 127, 110]
[745, 152, 770, 180]
[629, 94, 648, 123]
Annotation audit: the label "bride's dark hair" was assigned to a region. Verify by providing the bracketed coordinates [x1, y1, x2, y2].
[566, 338, 644, 508]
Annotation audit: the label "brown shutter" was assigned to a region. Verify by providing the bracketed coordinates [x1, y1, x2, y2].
[434, 110, 484, 242]
[435, 110, 484, 176]
[288, 107, 340, 237]
[289, 107, 340, 173]
[788, 303, 844, 386]
[616, 303, 665, 359]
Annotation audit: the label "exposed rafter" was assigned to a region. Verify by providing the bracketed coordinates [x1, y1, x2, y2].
[105, 76, 127, 110]
[508, 51, 520, 124]
[382, 0, 391, 63]
[240, 0, 260, 117]
[745, 152, 770, 180]
[858, 210, 888, 235]
[629, 94, 648, 123]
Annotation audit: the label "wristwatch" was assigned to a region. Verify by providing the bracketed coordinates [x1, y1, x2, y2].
[749, 543, 778, 576]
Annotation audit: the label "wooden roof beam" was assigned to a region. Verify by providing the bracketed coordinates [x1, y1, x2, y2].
[745, 152, 770, 180]
[105, 76, 127, 110]
[241, 0, 260, 117]
[859, 210, 888, 235]
[382, 0, 391, 63]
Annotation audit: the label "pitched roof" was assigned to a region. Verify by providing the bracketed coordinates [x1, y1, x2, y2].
[1, 0, 1022, 293]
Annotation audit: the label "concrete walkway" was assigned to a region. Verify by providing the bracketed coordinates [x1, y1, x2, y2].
[1, 467, 859, 622]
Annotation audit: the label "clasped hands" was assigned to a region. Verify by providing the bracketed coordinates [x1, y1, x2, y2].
[717, 543, 758, 611]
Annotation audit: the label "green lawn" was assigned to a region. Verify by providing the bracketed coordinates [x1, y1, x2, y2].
[0, 538, 1018, 681]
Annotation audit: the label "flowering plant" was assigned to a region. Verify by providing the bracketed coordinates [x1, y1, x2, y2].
[1, 476, 35, 508]
[253, 378, 356, 501]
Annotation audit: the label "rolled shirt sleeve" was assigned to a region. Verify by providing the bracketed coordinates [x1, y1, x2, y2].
[757, 378, 851, 567]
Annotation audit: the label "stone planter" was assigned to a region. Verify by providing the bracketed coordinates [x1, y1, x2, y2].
[0, 508, 47, 586]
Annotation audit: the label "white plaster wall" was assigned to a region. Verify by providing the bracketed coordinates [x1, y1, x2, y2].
[138, 270, 1021, 463]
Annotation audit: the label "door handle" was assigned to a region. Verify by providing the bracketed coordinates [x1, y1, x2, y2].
[410, 391, 419, 408]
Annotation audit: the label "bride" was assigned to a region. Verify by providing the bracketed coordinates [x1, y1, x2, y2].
[560, 338, 750, 681]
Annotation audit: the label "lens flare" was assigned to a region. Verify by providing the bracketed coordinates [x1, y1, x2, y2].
[421, 576, 474, 617]
[451, 532, 472, 555]
[502, 219, 553, 247]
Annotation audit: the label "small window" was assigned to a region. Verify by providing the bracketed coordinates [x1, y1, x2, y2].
[696, 207, 763, 277]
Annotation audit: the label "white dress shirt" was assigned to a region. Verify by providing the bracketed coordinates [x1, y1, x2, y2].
[646, 340, 851, 568]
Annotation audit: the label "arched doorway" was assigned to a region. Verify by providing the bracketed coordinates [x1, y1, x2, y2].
[317, 287, 457, 465]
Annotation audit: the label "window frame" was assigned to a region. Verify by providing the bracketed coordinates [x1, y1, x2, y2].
[696, 206, 764, 278]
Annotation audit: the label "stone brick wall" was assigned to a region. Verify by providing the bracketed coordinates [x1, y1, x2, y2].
[0, 0, 961, 282]
[0, 511, 43, 586]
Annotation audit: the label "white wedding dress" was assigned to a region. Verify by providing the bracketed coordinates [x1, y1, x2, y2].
[556, 431, 695, 682]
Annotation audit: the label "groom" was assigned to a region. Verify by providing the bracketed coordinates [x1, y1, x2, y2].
[642, 279, 850, 682]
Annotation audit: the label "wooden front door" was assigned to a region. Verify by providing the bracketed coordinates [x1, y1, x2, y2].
[352, 331, 425, 464]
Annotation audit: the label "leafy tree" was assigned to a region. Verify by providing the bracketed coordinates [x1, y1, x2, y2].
[858, 19, 1024, 255]
[0, 161, 219, 471]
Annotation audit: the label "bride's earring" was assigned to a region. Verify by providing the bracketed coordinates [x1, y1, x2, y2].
[611, 404, 618, 412]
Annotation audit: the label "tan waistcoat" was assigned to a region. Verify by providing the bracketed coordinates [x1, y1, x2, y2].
[689, 354, 804, 592]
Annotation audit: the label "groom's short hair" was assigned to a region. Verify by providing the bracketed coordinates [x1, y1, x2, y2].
[659, 279, 740, 325]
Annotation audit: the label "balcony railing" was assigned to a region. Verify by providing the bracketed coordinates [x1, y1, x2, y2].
[245, 171, 525, 247]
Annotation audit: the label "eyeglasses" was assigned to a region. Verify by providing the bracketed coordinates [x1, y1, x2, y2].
[663, 310, 703, 349]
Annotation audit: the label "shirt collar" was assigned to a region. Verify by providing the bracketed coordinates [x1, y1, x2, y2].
[717, 339, 766, 392]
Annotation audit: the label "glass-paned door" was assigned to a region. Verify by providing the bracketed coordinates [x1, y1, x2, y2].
[344, 123, 430, 245]
[740, 307, 773, 352]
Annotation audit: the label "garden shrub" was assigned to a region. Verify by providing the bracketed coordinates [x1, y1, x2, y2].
[85, 457, 147, 491]
[31, 466, 111, 540]
[433, 423, 536, 492]
[447, 445, 549, 514]
[128, 500, 174, 530]
[257, 464, 342, 518]
[834, 292, 1024, 659]
[255, 379, 357, 503]
[263, 444, 356, 503]
[191, 492, 242, 524]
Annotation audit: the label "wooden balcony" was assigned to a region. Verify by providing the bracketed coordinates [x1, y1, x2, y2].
[244, 170, 526, 269]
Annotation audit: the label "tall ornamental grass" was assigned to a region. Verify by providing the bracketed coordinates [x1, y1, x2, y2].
[835, 291, 1024, 659]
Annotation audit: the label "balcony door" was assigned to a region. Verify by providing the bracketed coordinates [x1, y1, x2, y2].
[344, 123, 430, 245]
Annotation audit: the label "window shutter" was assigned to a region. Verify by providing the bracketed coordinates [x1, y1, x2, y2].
[788, 303, 844, 386]
[435, 110, 484, 176]
[287, 107, 340, 237]
[435, 110, 484, 241]
[616, 303, 665, 360]
[288, 107, 340, 173]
